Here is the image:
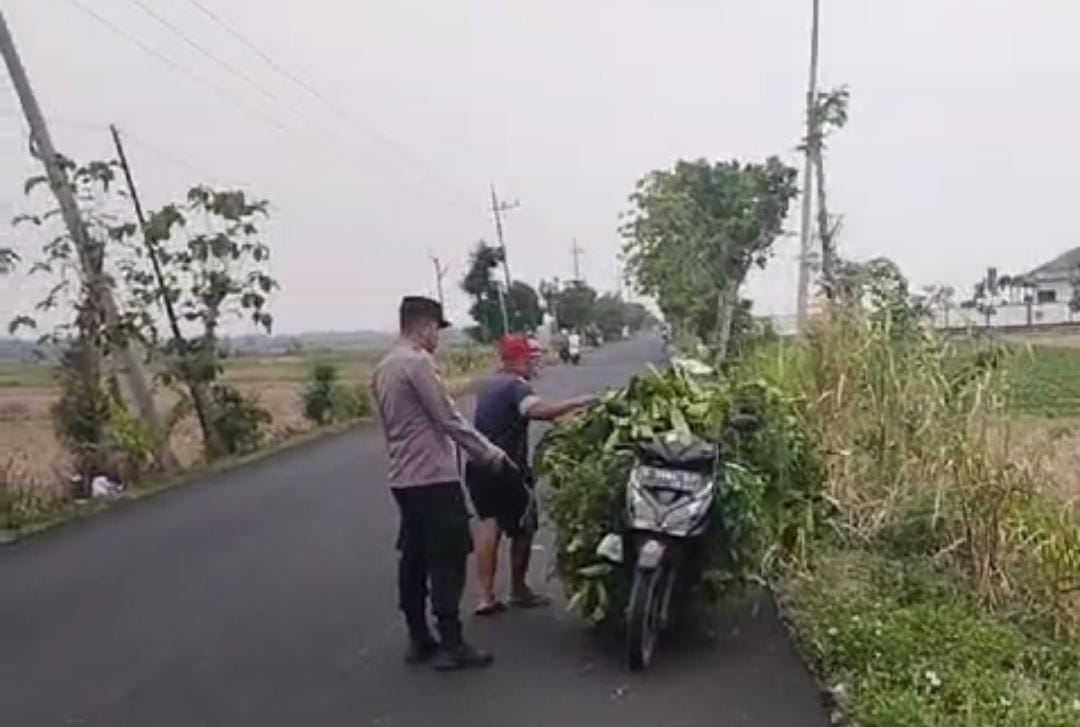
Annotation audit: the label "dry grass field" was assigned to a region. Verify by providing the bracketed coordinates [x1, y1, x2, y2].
[0, 348, 494, 497]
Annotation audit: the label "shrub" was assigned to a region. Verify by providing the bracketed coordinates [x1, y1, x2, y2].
[51, 343, 110, 477]
[302, 363, 340, 425]
[207, 383, 271, 455]
[302, 363, 371, 426]
[102, 400, 158, 484]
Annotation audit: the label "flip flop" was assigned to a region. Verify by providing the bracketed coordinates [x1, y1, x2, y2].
[509, 592, 552, 609]
[474, 601, 508, 616]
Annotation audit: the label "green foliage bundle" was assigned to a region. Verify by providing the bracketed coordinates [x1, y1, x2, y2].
[536, 360, 821, 624]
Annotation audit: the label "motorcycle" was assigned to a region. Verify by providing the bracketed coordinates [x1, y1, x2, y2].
[596, 430, 720, 671]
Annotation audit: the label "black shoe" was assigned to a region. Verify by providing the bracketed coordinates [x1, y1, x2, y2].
[431, 642, 494, 671]
[404, 638, 440, 664]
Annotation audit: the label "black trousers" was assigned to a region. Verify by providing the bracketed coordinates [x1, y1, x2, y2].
[391, 482, 472, 647]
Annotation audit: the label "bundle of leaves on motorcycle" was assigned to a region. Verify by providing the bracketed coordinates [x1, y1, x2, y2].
[535, 359, 821, 661]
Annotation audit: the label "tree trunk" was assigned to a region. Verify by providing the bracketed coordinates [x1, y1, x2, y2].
[712, 284, 740, 361]
[812, 143, 836, 300]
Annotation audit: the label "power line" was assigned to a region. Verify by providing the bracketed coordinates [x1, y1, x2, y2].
[122, 0, 281, 106]
[61, 1, 456, 203]
[181, 0, 475, 207]
[64, 0, 294, 137]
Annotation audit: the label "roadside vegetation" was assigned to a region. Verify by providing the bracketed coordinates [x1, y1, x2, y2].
[750, 269, 1080, 724]
[0, 153, 504, 535]
[536, 121, 1080, 721]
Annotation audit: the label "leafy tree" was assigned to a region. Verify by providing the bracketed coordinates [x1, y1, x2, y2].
[507, 281, 543, 332]
[622, 301, 655, 333]
[127, 186, 278, 458]
[461, 241, 542, 340]
[553, 280, 597, 331]
[622, 157, 799, 358]
[922, 285, 956, 327]
[593, 293, 627, 340]
[6, 158, 151, 475]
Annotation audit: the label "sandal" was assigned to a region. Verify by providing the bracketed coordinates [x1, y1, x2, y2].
[474, 601, 508, 616]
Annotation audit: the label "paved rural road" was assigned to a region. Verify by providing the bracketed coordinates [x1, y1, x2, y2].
[0, 337, 829, 727]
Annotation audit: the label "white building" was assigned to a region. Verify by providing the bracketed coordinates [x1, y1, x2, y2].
[946, 248, 1080, 328]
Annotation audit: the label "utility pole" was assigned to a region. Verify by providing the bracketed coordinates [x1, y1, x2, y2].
[111, 124, 215, 457]
[494, 280, 510, 338]
[429, 253, 448, 307]
[570, 238, 584, 282]
[0, 10, 177, 472]
[795, 0, 821, 334]
[489, 184, 518, 293]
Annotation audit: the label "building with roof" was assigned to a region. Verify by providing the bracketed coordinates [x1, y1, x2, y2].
[1024, 246, 1080, 306]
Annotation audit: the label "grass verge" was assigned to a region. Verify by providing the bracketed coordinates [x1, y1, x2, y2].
[781, 547, 1080, 727]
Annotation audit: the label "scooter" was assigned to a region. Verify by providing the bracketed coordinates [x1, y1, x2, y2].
[597, 431, 720, 671]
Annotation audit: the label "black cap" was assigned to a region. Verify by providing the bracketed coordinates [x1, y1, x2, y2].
[399, 296, 451, 330]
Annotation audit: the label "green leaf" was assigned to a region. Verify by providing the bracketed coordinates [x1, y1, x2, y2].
[23, 175, 49, 195]
[578, 562, 612, 578]
[12, 213, 42, 227]
[8, 315, 37, 334]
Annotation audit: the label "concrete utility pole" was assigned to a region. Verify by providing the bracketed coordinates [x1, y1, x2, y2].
[494, 280, 510, 338]
[570, 238, 584, 282]
[0, 10, 177, 472]
[795, 0, 821, 334]
[429, 253, 448, 307]
[489, 184, 518, 293]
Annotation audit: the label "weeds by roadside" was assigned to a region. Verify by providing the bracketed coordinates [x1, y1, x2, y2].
[785, 548, 1080, 727]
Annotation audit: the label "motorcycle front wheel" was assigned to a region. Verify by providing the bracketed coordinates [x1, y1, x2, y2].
[626, 563, 673, 671]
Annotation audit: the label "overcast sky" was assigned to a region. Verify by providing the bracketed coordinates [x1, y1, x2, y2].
[2, 0, 1077, 334]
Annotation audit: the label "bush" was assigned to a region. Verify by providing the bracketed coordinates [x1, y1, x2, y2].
[302, 363, 371, 426]
[207, 383, 271, 455]
[51, 343, 110, 477]
[102, 400, 158, 484]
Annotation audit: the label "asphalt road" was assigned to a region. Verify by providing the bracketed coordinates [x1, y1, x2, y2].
[0, 337, 829, 727]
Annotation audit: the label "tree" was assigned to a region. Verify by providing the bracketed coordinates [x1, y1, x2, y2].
[622, 157, 799, 358]
[127, 186, 278, 457]
[970, 279, 996, 328]
[461, 240, 541, 340]
[805, 86, 850, 298]
[835, 256, 924, 335]
[593, 293, 627, 340]
[507, 280, 543, 333]
[553, 280, 597, 331]
[922, 284, 956, 327]
[622, 301, 654, 333]
[6, 158, 151, 476]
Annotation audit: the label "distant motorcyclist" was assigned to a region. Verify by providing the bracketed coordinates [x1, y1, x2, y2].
[567, 330, 582, 365]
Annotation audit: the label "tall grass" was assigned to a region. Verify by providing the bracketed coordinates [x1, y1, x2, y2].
[747, 307, 1080, 638]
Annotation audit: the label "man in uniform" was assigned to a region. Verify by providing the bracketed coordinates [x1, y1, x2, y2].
[372, 296, 515, 671]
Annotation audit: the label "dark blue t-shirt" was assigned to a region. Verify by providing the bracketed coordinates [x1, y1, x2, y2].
[473, 372, 536, 470]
